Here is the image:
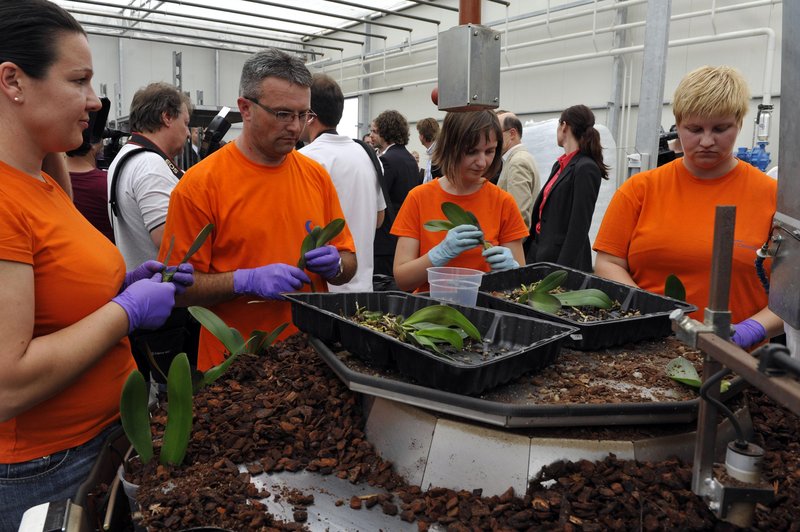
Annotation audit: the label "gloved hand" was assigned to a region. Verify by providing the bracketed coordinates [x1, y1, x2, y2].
[112, 274, 175, 333]
[428, 224, 484, 267]
[121, 260, 164, 292]
[303, 245, 341, 280]
[482, 246, 519, 271]
[731, 318, 766, 349]
[233, 264, 310, 300]
[164, 263, 195, 295]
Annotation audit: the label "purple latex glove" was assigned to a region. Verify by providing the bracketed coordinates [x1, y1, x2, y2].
[731, 318, 766, 349]
[121, 260, 164, 292]
[304, 245, 342, 280]
[164, 263, 195, 295]
[233, 264, 311, 300]
[112, 274, 176, 333]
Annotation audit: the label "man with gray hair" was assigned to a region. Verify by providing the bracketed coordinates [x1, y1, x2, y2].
[108, 81, 192, 269]
[159, 48, 357, 371]
[497, 112, 540, 231]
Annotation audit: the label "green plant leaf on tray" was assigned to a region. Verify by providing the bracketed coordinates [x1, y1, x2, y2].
[554, 288, 613, 309]
[528, 291, 562, 314]
[412, 325, 465, 350]
[119, 370, 153, 465]
[160, 353, 193, 466]
[666, 356, 730, 392]
[189, 306, 245, 356]
[665, 274, 686, 301]
[536, 270, 568, 294]
[403, 305, 481, 341]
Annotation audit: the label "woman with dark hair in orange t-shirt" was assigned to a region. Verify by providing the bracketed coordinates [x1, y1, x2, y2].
[391, 110, 529, 292]
[0, 2, 188, 527]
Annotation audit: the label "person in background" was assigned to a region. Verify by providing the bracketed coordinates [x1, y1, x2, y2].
[392, 110, 528, 292]
[300, 73, 386, 292]
[0, 2, 188, 528]
[527, 104, 607, 271]
[43, 151, 73, 198]
[66, 138, 115, 242]
[416, 117, 442, 184]
[159, 48, 356, 371]
[594, 66, 781, 349]
[370, 110, 420, 278]
[496, 112, 540, 232]
[107, 82, 192, 270]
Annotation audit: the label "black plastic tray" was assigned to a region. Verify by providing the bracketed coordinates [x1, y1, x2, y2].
[479, 262, 697, 350]
[308, 338, 747, 428]
[285, 291, 577, 395]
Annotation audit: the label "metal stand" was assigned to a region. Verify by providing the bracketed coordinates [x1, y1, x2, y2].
[672, 206, 800, 526]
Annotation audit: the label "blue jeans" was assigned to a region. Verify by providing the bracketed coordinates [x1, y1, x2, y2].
[0, 423, 119, 532]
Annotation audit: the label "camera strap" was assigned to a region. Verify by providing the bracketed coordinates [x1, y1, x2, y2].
[108, 134, 183, 218]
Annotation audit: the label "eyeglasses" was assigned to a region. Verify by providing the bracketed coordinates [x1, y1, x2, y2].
[245, 97, 316, 124]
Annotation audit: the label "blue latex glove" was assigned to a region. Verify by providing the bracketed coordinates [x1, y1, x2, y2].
[233, 264, 311, 300]
[731, 318, 766, 349]
[121, 260, 164, 292]
[428, 224, 484, 267]
[112, 274, 176, 333]
[164, 263, 195, 295]
[482, 246, 519, 271]
[304, 245, 341, 280]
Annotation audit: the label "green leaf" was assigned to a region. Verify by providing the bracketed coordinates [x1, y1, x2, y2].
[188, 306, 245, 355]
[424, 220, 455, 232]
[554, 289, 613, 309]
[413, 326, 464, 349]
[528, 291, 562, 314]
[248, 322, 289, 355]
[162, 235, 175, 272]
[119, 370, 153, 465]
[666, 356, 730, 392]
[163, 224, 214, 282]
[403, 305, 481, 341]
[143, 343, 167, 383]
[160, 353, 193, 466]
[441, 202, 475, 227]
[314, 218, 345, 247]
[297, 232, 316, 269]
[665, 274, 686, 301]
[534, 270, 568, 294]
[411, 333, 444, 354]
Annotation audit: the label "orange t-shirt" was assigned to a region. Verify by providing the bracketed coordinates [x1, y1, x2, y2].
[0, 162, 133, 463]
[159, 143, 355, 370]
[593, 158, 777, 322]
[391, 178, 529, 291]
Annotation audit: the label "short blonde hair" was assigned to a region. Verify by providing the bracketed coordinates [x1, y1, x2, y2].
[672, 66, 750, 127]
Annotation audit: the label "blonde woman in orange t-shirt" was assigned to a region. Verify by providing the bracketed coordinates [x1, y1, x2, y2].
[0, 2, 189, 527]
[392, 110, 529, 292]
[594, 66, 782, 350]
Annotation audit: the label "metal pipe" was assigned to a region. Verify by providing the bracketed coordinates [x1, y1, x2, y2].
[159, 0, 382, 39]
[79, 19, 320, 57]
[70, 8, 342, 53]
[234, 0, 412, 33]
[324, 0, 441, 26]
[708, 206, 737, 314]
[64, 0, 366, 45]
[85, 29, 264, 55]
[403, 0, 459, 12]
[459, 0, 481, 25]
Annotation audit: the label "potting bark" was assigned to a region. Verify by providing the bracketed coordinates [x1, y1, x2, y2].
[131, 334, 800, 531]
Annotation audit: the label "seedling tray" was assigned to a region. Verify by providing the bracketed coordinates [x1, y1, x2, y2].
[479, 262, 697, 350]
[285, 291, 577, 395]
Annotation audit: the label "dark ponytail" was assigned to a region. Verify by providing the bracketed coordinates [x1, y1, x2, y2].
[560, 104, 609, 180]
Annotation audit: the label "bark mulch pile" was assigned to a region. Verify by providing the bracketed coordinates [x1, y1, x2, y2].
[131, 334, 800, 531]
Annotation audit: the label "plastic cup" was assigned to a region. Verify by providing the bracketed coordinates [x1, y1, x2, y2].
[427, 267, 483, 307]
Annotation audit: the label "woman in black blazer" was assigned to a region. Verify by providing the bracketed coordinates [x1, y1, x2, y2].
[526, 105, 609, 272]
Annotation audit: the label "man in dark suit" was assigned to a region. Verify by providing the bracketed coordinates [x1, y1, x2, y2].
[370, 110, 420, 278]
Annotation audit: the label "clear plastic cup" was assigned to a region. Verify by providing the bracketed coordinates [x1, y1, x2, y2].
[427, 267, 483, 307]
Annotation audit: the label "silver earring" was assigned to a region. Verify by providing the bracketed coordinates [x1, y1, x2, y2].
[13, 97, 19, 102]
